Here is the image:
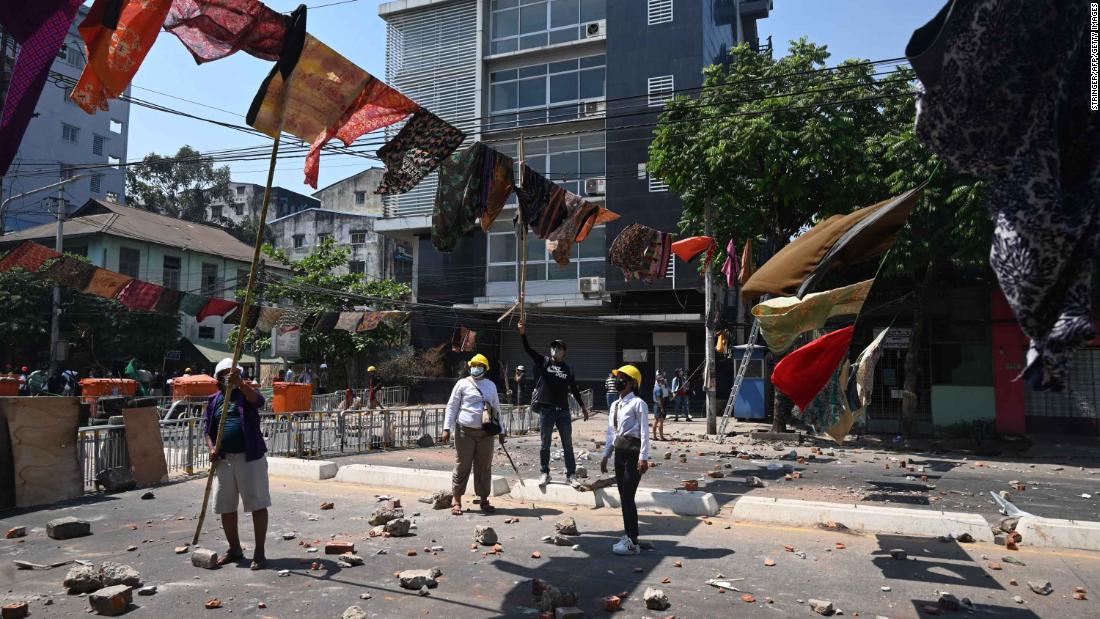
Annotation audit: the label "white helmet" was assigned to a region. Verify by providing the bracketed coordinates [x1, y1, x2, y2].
[215, 358, 241, 377]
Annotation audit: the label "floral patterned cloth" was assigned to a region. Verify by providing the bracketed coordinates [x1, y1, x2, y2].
[116, 279, 165, 311]
[375, 110, 466, 195]
[0, 241, 61, 273]
[752, 279, 873, 354]
[0, 0, 82, 175]
[356, 311, 383, 332]
[163, 0, 292, 64]
[273, 308, 310, 328]
[544, 192, 619, 266]
[909, 0, 1099, 391]
[609, 224, 671, 283]
[822, 327, 891, 444]
[432, 142, 487, 252]
[335, 311, 362, 331]
[72, 0, 172, 113]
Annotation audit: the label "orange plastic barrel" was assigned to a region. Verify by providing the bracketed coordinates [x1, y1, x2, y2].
[80, 378, 138, 397]
[272, 381, 313, 413]
[171, 374, 218, 399]
[0, 375, 19, 396]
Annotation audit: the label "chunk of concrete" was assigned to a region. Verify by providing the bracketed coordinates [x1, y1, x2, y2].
[99, 562, 140, 587]
[64, 564, 102, 594]
[399, 568, 441, 590]
[475, 526, 498, 545]
[47, 517, 90, 540]
[191, 548, 219, 569]
[266, 456, 338, 480]
[644, 587, 670, 610]
[88, 585, 132, 616]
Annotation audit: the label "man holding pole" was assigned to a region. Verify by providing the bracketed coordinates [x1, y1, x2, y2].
[203, 358, 270, 570]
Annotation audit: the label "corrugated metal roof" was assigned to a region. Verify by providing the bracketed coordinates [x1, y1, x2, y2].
[0, 199, 288, 269]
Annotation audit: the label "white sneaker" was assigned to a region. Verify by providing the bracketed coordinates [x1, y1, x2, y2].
[686, 416, 694, 421]
[612, 535, 640, 556]
[539, 472, 552, 486]
[566, 475, 577, 486]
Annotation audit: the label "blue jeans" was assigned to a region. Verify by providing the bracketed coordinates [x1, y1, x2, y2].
[606, 393, 618, 410]
[674, 395, 690, 418]
[537, 404, 575, 476]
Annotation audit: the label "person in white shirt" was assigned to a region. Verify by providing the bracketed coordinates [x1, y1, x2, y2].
[600, 364, 651, 556]
[441, 354, 505, 515]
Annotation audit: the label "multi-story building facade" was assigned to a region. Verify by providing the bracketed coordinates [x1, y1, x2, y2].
[206, 182, 320, 227]
[268, 168, 413, 286]
[0, 4, 130, 232]
[377, 0, 771, 393]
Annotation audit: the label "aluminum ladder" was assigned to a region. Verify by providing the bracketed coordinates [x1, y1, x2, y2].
[716, 318, 760, 443]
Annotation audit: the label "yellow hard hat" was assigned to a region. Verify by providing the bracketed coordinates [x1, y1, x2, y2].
[612, 365, 642, 387]
[467, 354, 489, 368]
[367, 366, 377, 372]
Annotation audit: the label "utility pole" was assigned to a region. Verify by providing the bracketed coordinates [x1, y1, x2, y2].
[704, 199, 717, 435]
[48, 186, 65, 375]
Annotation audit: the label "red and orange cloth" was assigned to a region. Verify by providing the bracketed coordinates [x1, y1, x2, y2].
[164, 0, 293, 64]
[71, 0, 173, 113]
[0, 241, 61, 273]
[84, 269, 133, 299]
[247, 33, 419, 188]
[196, 298, 239, 323]
[770, 326, 855, 411]
[116, 279, 165, 311]
[671, 236, 718, 268]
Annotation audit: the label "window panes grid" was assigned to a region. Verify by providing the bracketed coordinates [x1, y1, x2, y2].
[118, 247, 140, 278]
[490, 133, 605, 198]
[487, 226, 606, 283]
[351, 230, 368, 244]
[647, 0, 673, 25]
[490, 0, 606, 55]
[488, 54, 605, 131]
[162, 256, 181, 290]
[61, 123, 79, 143]
[90, 174, 102, 193]
[649, 177, 670, 192]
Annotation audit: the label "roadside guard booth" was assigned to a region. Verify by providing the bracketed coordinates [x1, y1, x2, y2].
[732, 344, 769, 420]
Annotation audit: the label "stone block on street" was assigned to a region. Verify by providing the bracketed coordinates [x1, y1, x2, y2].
[420, 491, 453, 510]
[369, 506, 403, 526]
[88, 585, 132, 616]
[475, 525, 498, 545]
[417, 434, 435, 447]
[643, 587, 670, 610]
[384, 518, 412, 537]
[554, 607, 586, 619]
[191, 548, 219, 569]
[343, 606, 367, 619]
[555, 517, 579, 536]
[64, 564, 103, 593]
[47, 517, 91, 540]
[100, 562, 141, 587]
[399, 568, 442, 590]
[809, 599, 835, 615]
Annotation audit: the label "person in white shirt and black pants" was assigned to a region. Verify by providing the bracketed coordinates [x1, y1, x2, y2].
[442, 354, 505, 515]
[601, 364, 650, 556]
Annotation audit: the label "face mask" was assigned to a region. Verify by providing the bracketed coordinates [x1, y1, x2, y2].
[611, 377, 627, 392]
[550, 347, 563, 361]
[470, 366, 486, 378]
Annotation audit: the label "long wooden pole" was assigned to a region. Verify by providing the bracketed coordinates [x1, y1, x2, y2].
[192, 130, 284, 546]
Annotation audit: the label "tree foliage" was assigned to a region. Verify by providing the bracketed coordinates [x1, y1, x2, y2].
[126, 145, 233, 221]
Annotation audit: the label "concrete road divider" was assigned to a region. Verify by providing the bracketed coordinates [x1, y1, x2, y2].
[1016, 516, 1100, 552]
[335, 464, 509, 496]
[731, 496, 994, 541]
[510, 480, 719, 516]
[267, 457, 338, 480]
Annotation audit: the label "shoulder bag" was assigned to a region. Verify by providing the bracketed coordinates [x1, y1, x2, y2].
[468, 377, 503, 436]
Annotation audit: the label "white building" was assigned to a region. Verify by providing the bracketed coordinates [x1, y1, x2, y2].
[206, 182, 319, 227]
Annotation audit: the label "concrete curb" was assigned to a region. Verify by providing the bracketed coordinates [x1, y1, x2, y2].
[267, 457, 338, 480]
[509, 479, 719, 516]
[731, 496, 994, 541]
[1017, 516, 1100, 552]
[335, 464, 510, 496]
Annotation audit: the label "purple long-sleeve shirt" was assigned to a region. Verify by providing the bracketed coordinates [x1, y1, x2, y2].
[203, 390, 267, 462]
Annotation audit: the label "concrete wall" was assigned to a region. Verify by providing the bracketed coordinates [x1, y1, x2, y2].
[2, 5, 129, 231]
[207, 183, 319, 226]
[931, 385, 996, 428]
[269, 209, 394, 282]
[312, 169, 385, 217]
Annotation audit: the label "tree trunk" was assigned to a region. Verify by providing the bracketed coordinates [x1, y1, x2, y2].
[900, 264, 936, 438]
[771, 383, 793, 433]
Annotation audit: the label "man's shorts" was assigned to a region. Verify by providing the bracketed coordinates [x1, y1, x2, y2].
[213, 453, 271, 514]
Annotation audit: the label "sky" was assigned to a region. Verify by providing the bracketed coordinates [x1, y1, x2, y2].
[125, 0, 948, 196]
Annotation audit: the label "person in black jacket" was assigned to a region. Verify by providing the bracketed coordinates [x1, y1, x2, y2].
[519, 322, 590, 486]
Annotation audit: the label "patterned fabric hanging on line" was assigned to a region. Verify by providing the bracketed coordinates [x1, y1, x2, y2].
[823, 327, 891, 443]
[752, 279, 873, 354]
[720, 239, 739, 289]
[163, 0, 293, 64]
[116, 279, 165, 311]
[196, 298, 238, 323]
[771, 326, 855, 411]
[335, 311, 362, 332]
[0, 0, 83, 176]
[179, 293, 208, 316]
[531, 185, 568, 239]
[223, 303, 260, 328]
[797, 361, 850, 439]
[478, 148, 516, 233]
[84, 269, 133, 299]
[671, 236, 718, 268]
[432, 142, 488, 252]
[153, 288, 185, 314]
[254, 307, 287, 332]
[375, 109, 466, 195]
[72, 0, 173, 113]
[273, 308, 310, 328]
[41, 255, 98, 289]
[515, 166, 556, 226]
[311, 311, 340, 332]
[0, 241, 61, 273]
[544, 192, 619, 266]
[609, 223, 673, 283]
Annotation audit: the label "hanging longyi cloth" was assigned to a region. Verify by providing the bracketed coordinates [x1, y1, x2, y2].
[153, 288, 185, 314]
[356, 311, 383, 332]
[432, 142, 488, 252]
[752, 279, 873, 354]
[742, 188, 921, 302]
[223, 303, 260, 328]
[41, 255, 98, 289]
[739, 239, 755, 287]
[720, 239, 739, 289]
[532, 185, 568, 239]
[375, 109, 466, 195]
[274, 308, 310, 328]
[0, 0, 83, 176]
[196, 298, 238, 323]
[335, 311, 362, 332]
[797, 362, 851, 437]
[71, 0, 173, 113]
[379, 310, 411, 326]
[312, 311, 340, 332]
[823, 327, 892, 443]
[478, 148, 516, 232]
[545, 192, 619, 266]
[671, 236, 718, 268]
[515, 166, 555, 227]
[163, 0, 293, 64]
[116, 280, 165, 311]
[609, 223, 671, 283]
[255, 307, 286, 332]
[84, 269, 133, 299]
[771, 325, 855, 411]
[0, 241, 61, 273]
[179, 293, 208, 316]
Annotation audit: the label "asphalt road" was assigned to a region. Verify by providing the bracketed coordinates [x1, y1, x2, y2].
[349, 416, 1100, 524]
[2, 473, 1098, 618]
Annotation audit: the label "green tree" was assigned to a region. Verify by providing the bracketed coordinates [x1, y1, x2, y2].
[0, 270, 52, 366]
[126, 145, 233, 222]
[648, 40, 988, 435]
[261, 237, 411, 388]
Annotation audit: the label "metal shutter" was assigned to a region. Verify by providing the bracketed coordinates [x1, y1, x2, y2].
[500, 322, 616, 381]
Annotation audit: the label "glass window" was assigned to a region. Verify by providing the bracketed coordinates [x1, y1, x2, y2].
[293, 234, 305, 249]
[61, 124, 79, 143]
[489, 264, 516, 282]
[492, 8, 519, 38]
[580, 261, 605, 278]
[351, 230, 367, 244]
[348, 261, 365, 275]
[549, 151, 579, 180]
[580, 149, 604, 177]
[549, 72, 578, 104]
[579, 68, 604, 99]
[489, 233, 517, 263]
[520, 32, 547, 49]
[118, 247, 140, 278]
[549, 261, 577, 280]
[201, 263, 219, 296]
[519, 3, 547, 34]
[517, 77, 546, 108]
[518, 65, 546, 78]
[580, 0, 605, 21]
[579, 227, 605, 259]
[549, 59, 578, 73]
[355, 191, 366, 204]
[527, 237, 546, 261]
[491, 83, 518, 112]
[162, 256, 181, 290]
[551, 0, 579, 27]
[548, 28, 579, 45]
[198, 326, 216, 340]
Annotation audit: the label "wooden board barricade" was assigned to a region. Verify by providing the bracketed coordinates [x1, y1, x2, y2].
[1, 397, 82, 508]
[122, 406, 169, 488]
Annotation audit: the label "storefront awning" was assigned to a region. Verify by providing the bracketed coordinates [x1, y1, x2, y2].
[182, 338, 286, 366]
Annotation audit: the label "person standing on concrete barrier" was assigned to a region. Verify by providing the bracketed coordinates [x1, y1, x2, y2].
[205, 358, 270, 570]
[601, 364, 650, 555]
[518, 322, 590, 487]
[441, 354, 505, 515]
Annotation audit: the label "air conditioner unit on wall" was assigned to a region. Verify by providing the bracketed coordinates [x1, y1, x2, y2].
[579, 277, 605, 295]
[585, 19, 606, 39]
[582, 100, 606, 118]
[584, 177, 606, 196]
